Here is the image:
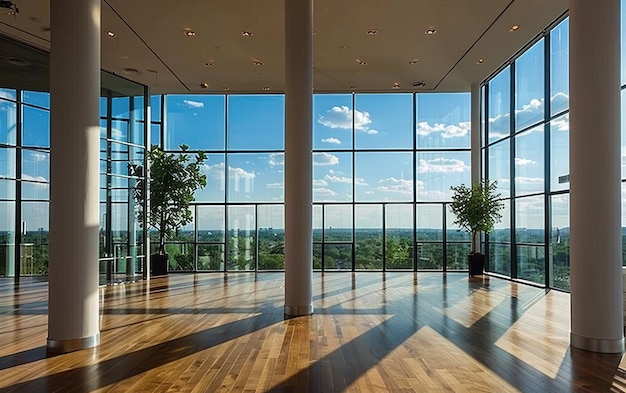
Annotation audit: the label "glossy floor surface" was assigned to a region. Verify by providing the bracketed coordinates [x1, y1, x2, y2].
[0, 273, 625, 392]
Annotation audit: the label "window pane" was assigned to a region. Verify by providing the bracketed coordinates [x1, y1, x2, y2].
[515, 40, 545, 131]
[417, 242, 442, 270]
[386, 204, 413, 270]
[313, 243, 322, 269]
[313, 205, 322, 242]
[0, 99, 17, 145]
[196, 154, 226, 202]
[150, 95, 162, 122]
[488, 67, 510, 143]
[446, 205, 471, 242]
[165, 95, 225, 150]
[227, 153, 283, 202]
[551, 194, 570, 290]
[21, 182, 49, 200]
[325, 205, 352, 241]
[197, 244, 224, 271]
[22, 91, 50, 109]
[111, 97, 130, 119]
[197, 205, 225, 242]
[0, 179, 16, 199]
[517, 245, 545, 285]
[491, 199, 511, 243]
[21, 201, 49, 276]
[550, 114, 569, 192]
[165, 243, 194, 271]
[489, 244, 511, 276]
[488, 140, 510, 198]
[416, 151, 471, 201]
[550, 18, 569, 116]
[0, 201, 16, 277]
[258, 205, 285, 270]
[515, 125, 544, 196]
[21, 149, 49, 184]
[228, 95, 284, 150]
[0, 147, 16, 179]
[515, 195, 545, 284]
[355, 204, 382, 269]
[313, 152, 352, 202]
[150, 123, 161, 148]
[447, 243, 471, 270]
[417, 204, 442, 242]
[355, 94, 413, 149]
[227, 205, 256, 271]
[313, 94, 352, 150]
[355, 152, 413, 202]
[416, 93, 471, 149]
[324, 243, 352, 270]
[0, 88, 16, 101]
[22, 105, 50, 148]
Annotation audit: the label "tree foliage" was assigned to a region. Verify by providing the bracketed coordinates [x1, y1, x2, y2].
[449, 179, 504, 253]
[132, 144, 207, 254]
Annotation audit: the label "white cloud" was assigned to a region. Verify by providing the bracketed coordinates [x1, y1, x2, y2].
[183, 99, 204, 108]
[269, 153, 284, 166]
[313, 179, 328, 186]
[30, 152, 48, 162]
[552, 113, 569, 132]
[515, 176, 543, 184]
[204, 162, 255, 180]
[515, 157, 537, 166]
[417, 158, 469, 173]
[317, 106, 379, 134]
[266, 182, 283, 189]
[321, 137, 342, 144]
[322, 174, 367, 186]
[313, 152, 339, 166]
[376, 177, 413, 195]
[416, 121, 470, 139]
[313, 187, 338, 196]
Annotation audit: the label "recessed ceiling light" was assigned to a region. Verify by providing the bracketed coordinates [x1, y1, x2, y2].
[28, 16, 41, 23]
[204, 60, 215, 66]
[510, 24, 520, 32]
[200, 82, 209, 88]
[183, 30, 196, 37]
[356, 59, 367, 65]
[253, 60, 264, 66]
[392, 82, 400, 89]
[122, 67, 143, 76]
[223, 87, 230, 91]
[262, 86, 270, 91]
[476, 58, 485, 64]
[338, 45, 346, 50]
[106, 31, 116, 38]
[367, 30, 377, 35]
[425, 28, 437, 35]
[312, 29, 316, 35]
[409, 59, 419, 65]
[413, 81, 426, 87]
[242, 31, 253, 36]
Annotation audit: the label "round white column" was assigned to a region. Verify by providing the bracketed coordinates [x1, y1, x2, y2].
[284, 0, 313, 317]
[570, 0, 623, 353]
[47, 0, 101, 353]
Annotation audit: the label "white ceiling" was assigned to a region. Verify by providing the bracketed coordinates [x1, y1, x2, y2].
[0, 0, 568, 94]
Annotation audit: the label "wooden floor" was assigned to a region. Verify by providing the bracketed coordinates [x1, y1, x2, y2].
[1, 273, 626, 392]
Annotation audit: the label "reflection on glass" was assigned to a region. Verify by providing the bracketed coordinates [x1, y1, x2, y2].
[325, 205, 352, 242]
[198, 244, 224, 271]
[355, 152, 412, 202]
[386, 204, 413, 270]
[0, 147, 17, 178]
[22, 182, 49, 200]
[517, 245, 545, 284]
[0, 201, 16, 277]
[313, 94, 352, 150]
[551, 194, 570, 290]
[416, 151, 471, 201]
[515, 125, 544, 196]
[165, 243, 194, 271]
[416, 93, 471, 149]
[550, 18, 569, 116]
[355, 94, 413, 149]
[22, 105, 50, 148]
[515, 40, 545, 131]
[488, 67, 510, 143]
[489, 244, 511, 276]
[516, 195, 545, 284]
[21, 149, 49, 184]
[0, 179, 16, 199]
[228, 95, 284, 150]
[227, 153, 283, 202]
[0, 99, 17, 145]
[313, 151, 352, 202]
[112, 97, 130, 119]
[151, 95, 162, 122]
[550, 114, 569, 192]
[197, 205, 225, 242]
[447, 243, 471, 270]
[490, 199, 511, 243]
[488, 140, 510, 198]
[20, 201, 49, 276]
[446, 205, 471, 243]
[166, 95, 225, 150]
[196, 154, 226, 202]
[228, 205, 256, 271]
[355, 204, 382, 269]
[257, 205, 284, 270]
[417, 204, 442, 242]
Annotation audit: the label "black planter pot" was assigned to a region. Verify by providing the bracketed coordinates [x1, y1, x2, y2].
[151, 253, 169, 276]
[468, 252, 485, 276]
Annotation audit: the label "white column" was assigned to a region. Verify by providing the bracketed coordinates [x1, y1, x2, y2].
[284, 0, 313, 317]
[570, 0, 623, 353]
[47, 0, 101, 353]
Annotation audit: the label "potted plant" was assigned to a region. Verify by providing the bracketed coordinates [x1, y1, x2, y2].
[131, 144, 207, 276]
[449, 179, 504, 276]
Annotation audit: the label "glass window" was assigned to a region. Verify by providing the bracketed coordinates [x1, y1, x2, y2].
[490, 199, 511, 243]
[165, 95, 225, 150]
[550, 114, 569, 192]
[446, 205, 471, 242]
[515, 40, 545, 131]
[0, 201, 16, 277]
[550, 18, 569, 116]
[197, 244, 224, 271]
[20, 201, 49, 276]
[150, 123, 161, 148]
[487, 67, 511, 143]
[0, 88, 16, 101]
[197, 205, 225, 242]
[0, 99, 17, 145]
[416, 151, 471, 201]
[313, 94, 352, 150]
[0, 147, 16, 179]
[228, 95, 284, 150]
[257, 205, 285, 270]
[354, 93, 413, 149]
[488, 140, 510, 198]
[110, 120, 129, 143]
[515, 195, 545, 284]
[313, 151, 352, 202]
[22, 105, 50, 148]
[416, 93, 471, 149]
[195, 154, 226, 202]
[514, 125, 544, 196]
[313, 205, 322, 242]
[22, 91, 50, 109]
[227, 153, 284, 202]
[355, 152, 413, 202]
[111, 97, 130, 119]
[325, 205, 352, 242]
[227, 205, 256, 271]
[417, 204, 442, 242]
[0, 179, 15, 199]
[386, 204, 413, 270]
[550, 194, 570, 290]
[355, 204, 382, 269]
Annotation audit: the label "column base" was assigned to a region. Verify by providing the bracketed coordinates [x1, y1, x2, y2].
[47, 333, 100, 355]
[571, 332, 624, 353]
[284, 304, 313, 318]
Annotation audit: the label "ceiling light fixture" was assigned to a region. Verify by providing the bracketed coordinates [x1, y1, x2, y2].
[242, 31, 253, 36]
[413, 80, 426, 88]
[392, 82, 400, 89]
[253, 60, 264, 66]
[367, 30, 377, 35]
[356, 59, 367, 65]
[183, 30, 196, 37]
[425, 27, 437, 35]
[262, 86, 270, 91]
[510, 24, 520, 32]
[0, 0, 18, 16]
[200, 82, 209, 88]
[204, 60, 215, 66]
[106, 31, 116, 38]
[122, 67, 143, 76]
[223, 87, 230, 91]
[476, 58, 485, 64]
[408, 59, 419, 65]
